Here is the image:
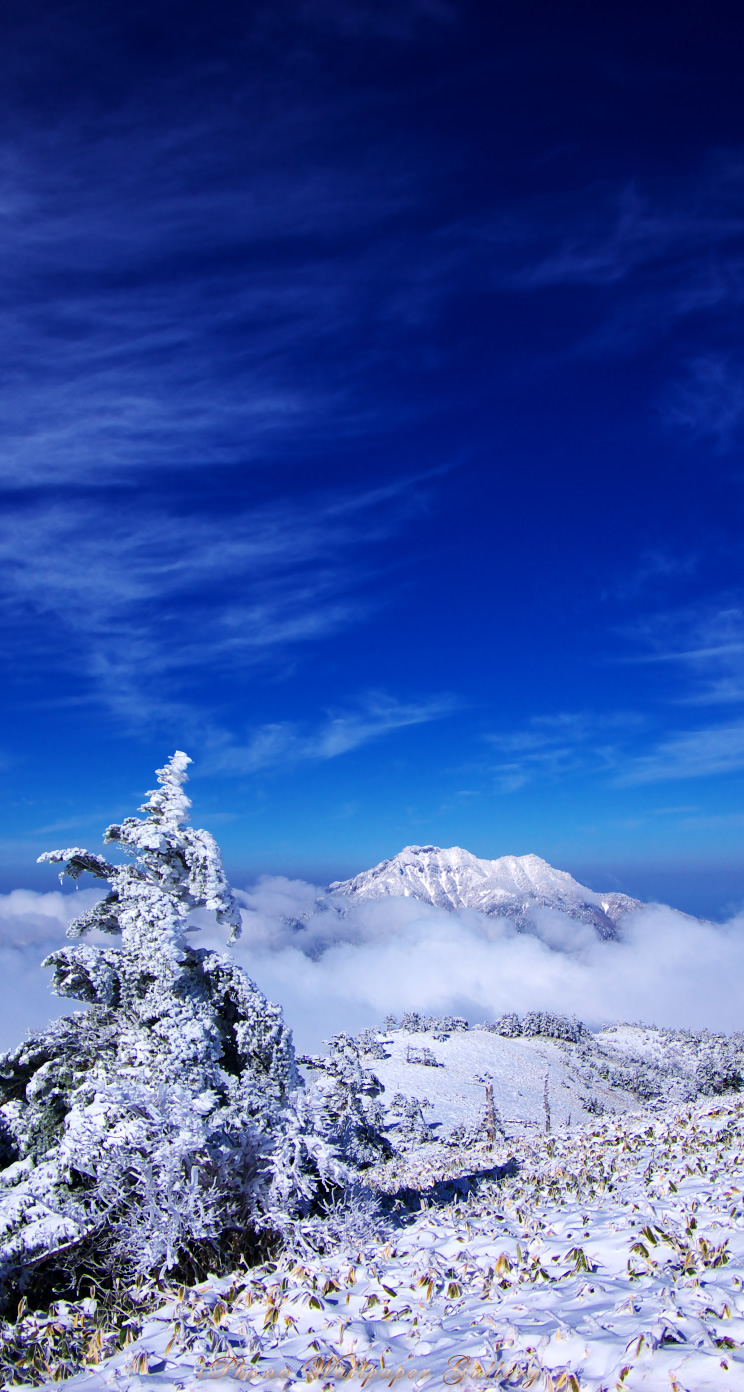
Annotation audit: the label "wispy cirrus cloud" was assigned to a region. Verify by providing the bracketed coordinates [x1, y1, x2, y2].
[504, 183, 684, 289]
[626, 603, 744, 705]
[614, 721, 744, 786]
[295, 0, 455, 40]
[3, 85, 743, 495]
[0, 479, 426, 723]
[486, 606, 744, 792]
[0, 85, 458, 490]
[0, 53, 460, 742]
[602, 547, 698, 603]
[486, 162, 744, 362]
[204, 692, 456, 774]
[486, 709, 744, 792]
[607, 602, 744, 784]
[502, 168, 744, 294]
[484, 711, 642, 792]
[662, 353, 744, 451]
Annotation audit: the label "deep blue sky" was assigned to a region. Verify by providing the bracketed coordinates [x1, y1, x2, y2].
[2, 0, 744, 915]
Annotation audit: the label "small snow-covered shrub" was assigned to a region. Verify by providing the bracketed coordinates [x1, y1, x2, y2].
[484, 1012, 522, 1037]
[388, 1094, 434, 1148]
[0, 754, 344, 1311]
[399, 1012, 427, 1033]
[404, 1045, 441, 1068]
[353, 1029, 391, 1061]
[582, 1095, 605, 1116]
[695, 1046, 743, 1096]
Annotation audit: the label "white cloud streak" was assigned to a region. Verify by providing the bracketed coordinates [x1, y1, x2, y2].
[476, 162, 744, 363]
[0, 98, 459, 489]
[484, 711, 642, 792]
[0, 480, 426, 723]
[204, 693, 456, 774]
[662, 353, 744, 451]
[499, 169, 744, 294]
[626, 605, 744, 705]
[485, 603, 744, 791]
[1, 104, 741, 492]
[610, 605, 744, 783]
[614, 721, 744, 786]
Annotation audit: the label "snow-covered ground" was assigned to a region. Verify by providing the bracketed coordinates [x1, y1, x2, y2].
[350, 1017, 744, 1141]
[7, 1016, 744, 1390]
[47, 1095, 744, 1392]
[367, 1026, 639, 1137]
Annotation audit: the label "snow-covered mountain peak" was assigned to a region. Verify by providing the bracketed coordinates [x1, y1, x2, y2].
[329, 844, 643, 939]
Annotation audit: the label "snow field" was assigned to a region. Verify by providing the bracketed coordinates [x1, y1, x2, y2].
[369, 1029, 637, 1137]
[49, 1095, 744, 1392]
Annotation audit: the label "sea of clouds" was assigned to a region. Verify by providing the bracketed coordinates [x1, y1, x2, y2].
[2, 878, 744, 1054]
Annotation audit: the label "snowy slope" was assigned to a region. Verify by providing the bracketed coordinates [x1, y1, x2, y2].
[12, 1017, 744, 1390]
[53, 1096, 744, 1392]
[330, 845, 643, 939]
[365, 1027, 637, 1139]
[330, 1016, 743, 1146]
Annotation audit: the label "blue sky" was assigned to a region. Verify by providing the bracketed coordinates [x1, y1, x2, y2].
[2, 0, 744, 916]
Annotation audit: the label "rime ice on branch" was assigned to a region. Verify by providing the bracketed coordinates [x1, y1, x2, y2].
[0, 753, 343, 1306]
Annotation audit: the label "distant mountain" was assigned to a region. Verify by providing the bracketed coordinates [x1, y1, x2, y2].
[329, 844, 644, 940]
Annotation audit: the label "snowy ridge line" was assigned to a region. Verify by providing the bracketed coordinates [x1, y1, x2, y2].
[380, 1009, 588, 1042]
[43, 1096, 744, 1391]
[329, 845, 645, 940]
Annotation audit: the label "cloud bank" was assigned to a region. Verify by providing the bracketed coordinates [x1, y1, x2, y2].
[0, 888, 103, 1050]
[3, 880, 744, 1056]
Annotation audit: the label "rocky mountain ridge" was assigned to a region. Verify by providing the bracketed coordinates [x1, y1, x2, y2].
[329, 844, 644, 939]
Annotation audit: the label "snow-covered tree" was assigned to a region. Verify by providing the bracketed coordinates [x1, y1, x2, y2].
[486, 1012, 587, 1043]
[295, 1035, 391, 1168]
[388, 1093, 434, 1148]
[0, 753, 342, 1310]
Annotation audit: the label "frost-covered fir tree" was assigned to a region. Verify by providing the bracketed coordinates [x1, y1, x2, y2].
[296, 1035, 391, 1168]
[0, 753, 342, 1308]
